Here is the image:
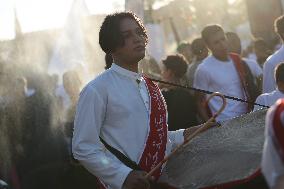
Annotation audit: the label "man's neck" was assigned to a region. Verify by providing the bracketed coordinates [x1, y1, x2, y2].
[115, 61, 138, 73]
[213, 54, 229, 62]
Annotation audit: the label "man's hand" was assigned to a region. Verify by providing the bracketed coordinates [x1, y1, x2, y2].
[122, 170, 152, 189]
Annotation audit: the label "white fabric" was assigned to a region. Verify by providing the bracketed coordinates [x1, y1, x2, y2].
[193, 55, 247, 121]
[25, 88, 35, 97]
[55, 84, 71, 110]
[263, 45, 284, 93]
[243, 58, 262, 77]
[247, 53, 257, 62]
[254, 90, 284, 111]
[261, 103, 284, 188]
[72, 63, 184, 189]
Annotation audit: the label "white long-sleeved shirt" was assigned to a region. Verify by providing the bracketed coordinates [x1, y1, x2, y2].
[72, 63, 184, 189]
[263, 45, 284, 93]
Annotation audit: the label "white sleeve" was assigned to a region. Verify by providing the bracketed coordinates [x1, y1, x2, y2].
[193, 65, 209, 90]
[253, 94, 265, 111]
[245, 59, 262, 77]
[72, 85, 132, 189]
[168, 129, 185, 148]
[263, 60, 276, 93]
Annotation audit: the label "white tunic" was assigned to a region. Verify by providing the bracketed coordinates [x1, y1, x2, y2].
[193, 55, 247, 121]
[261, 102, 284, 188]
[72, 64, 184, 189]
[263, 45, 284, 93]
[254, 89, 284, 111]
[243, 58, 263, 78]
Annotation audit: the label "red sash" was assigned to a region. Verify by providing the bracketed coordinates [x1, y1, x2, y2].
[271, 99, 284, 163]
[230, 53, 257, 112]
[139, 76, 168, 180]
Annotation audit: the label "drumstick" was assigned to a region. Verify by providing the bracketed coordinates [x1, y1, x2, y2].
[145, 92, 226, 178]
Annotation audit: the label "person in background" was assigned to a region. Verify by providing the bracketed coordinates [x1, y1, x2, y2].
[253, 38, 272, 68]
[186, 38, 208, 87]
[177, 41, 193, 65]
[261, 98, 284, 188]
[161, 54, 199, 131]
[263, 15, 284, 93]
[194, 25, 254, 122]
[254, 63, 284, 111]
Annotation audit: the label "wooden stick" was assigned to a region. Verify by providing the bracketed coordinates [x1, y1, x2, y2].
[145, 92, 226, 178]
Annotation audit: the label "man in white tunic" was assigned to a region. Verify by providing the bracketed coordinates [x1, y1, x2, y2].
[262, 99, 284, 188]
[263, 15, 284, 93]
[194, 25, 253, 122]
[72, 12, 197, 189]
[254, 63, 284, 111]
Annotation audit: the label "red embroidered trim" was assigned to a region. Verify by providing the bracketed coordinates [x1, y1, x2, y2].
[272, 99, 284, 163]
[230, 53, 250, 112]
[201, 168, 261, 189]
[139, 76, 168, 180]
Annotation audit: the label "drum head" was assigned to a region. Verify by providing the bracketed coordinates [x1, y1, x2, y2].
[160, 109, 267, 189]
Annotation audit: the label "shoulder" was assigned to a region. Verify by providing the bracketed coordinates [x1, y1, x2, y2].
[201, 56, 214, 65]
[243, 58, 262, 74]
[266, 48, 284, 65]
[243, 58, 258, 66]
[257, 91, 276, 100]
[80, 70, 113, 95]
[196, 56, 213, 72]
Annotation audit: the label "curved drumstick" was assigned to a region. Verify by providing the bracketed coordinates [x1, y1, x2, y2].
[145, 92, 226, 178]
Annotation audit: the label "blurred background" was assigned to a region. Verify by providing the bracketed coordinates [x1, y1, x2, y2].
[0, 0, 283, 79]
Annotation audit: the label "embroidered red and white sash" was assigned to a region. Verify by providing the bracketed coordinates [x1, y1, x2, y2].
[271, 99, 284, 163]
[97, 76, 168, 188]
[139, 76, 168, 180]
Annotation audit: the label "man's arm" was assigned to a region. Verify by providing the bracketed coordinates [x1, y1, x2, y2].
[195, 92, 210, 122]
[72, 85, 132, 189]
[263, 60, 275, 93]
[192, 64, 211, 123]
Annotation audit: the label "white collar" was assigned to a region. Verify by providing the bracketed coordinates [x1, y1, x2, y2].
[111, 63, 143, 81]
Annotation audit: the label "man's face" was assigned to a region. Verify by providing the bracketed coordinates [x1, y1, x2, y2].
[207, 31, 228, 58]
[113, 18, 146, 64]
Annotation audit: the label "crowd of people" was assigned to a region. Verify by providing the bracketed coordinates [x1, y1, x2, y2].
[1, 10, 284, 189]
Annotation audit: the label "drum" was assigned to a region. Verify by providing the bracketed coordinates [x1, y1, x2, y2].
[160, 109, 268, 189]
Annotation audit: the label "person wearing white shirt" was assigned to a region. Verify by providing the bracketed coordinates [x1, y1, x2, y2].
[263, 15, 284, 93]
[254, 63, 284, 111]
[261, 99, 284, 188]
[72, 12, 199, 189]
[194, 25, 253, 122]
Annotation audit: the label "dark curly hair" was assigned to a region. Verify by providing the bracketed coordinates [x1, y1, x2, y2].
[201, 24, 224, 45]
[162, 54, 188, 78]
[275, 15, 284, 40]
[99, 11, 148, 54]
[275, 62, 284, 83]
[191, 38, 207, 56]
